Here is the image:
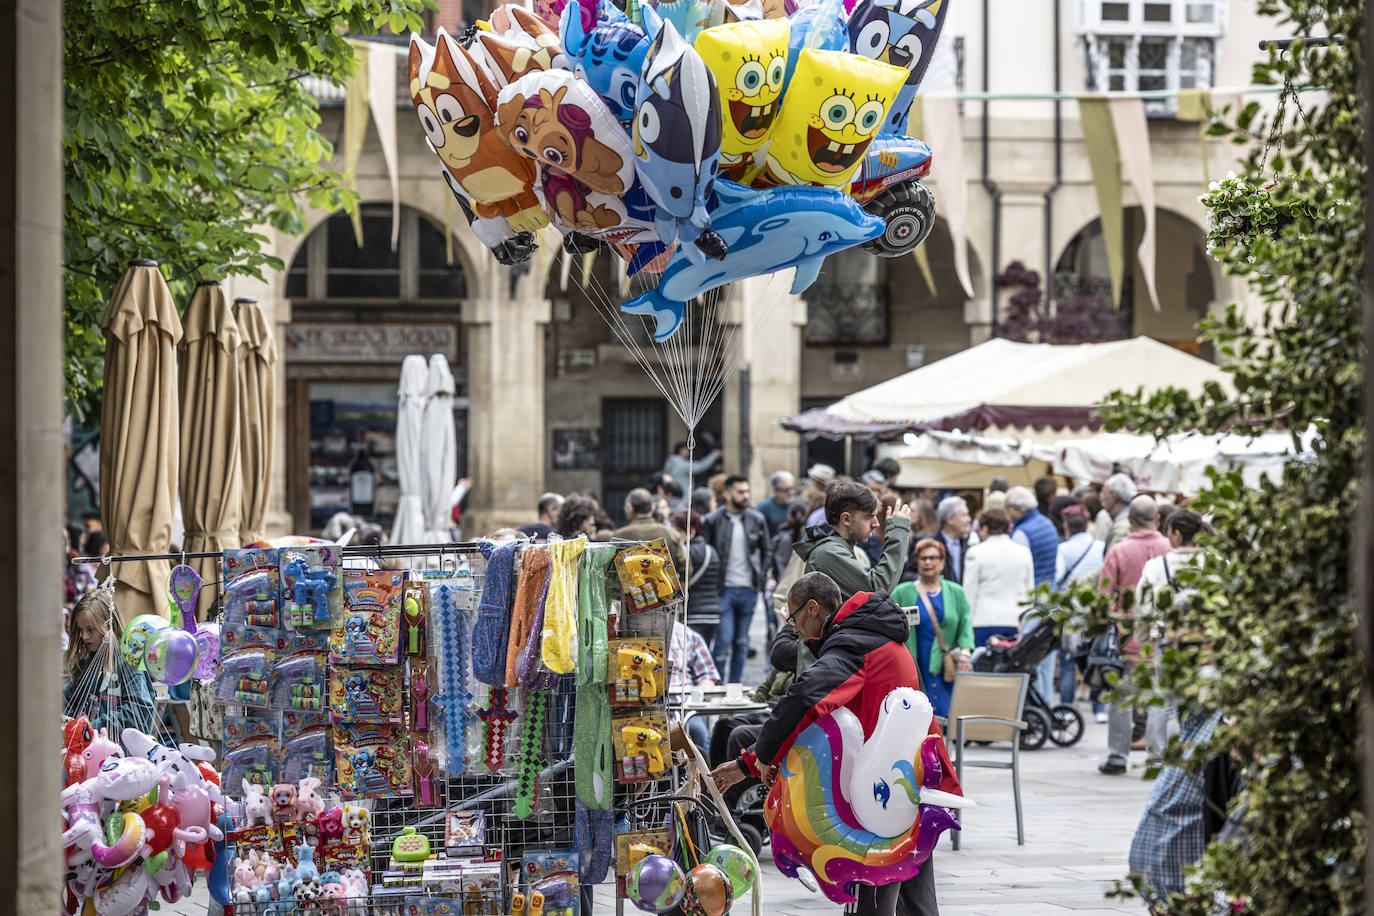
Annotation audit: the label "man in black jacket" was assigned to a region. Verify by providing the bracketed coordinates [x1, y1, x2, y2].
[703, 475, 773, 682]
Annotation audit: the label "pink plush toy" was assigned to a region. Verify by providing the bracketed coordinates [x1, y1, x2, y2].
[296, 776, 325, 822]
[317, 806, 344, 845]
[270, 783, 298, 823]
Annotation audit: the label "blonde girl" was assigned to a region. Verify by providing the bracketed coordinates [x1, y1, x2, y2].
[63, 589, 155, 735]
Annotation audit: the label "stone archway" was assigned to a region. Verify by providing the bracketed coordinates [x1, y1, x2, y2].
[1055, 207, 1217, 355]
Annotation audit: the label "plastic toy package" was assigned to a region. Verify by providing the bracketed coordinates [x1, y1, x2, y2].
[215, 624, 279, 708]
[222, 735, 277, 790]
[270, 649, 328, 712]
[222, 547, 283, 628]
[279, 726, 333, 784]
[444, 809, 487, 854]
[329, 665, 404, 724]
[223, 710, 280, 746]
[611, 710, 670, 783]
[332, 570, 405, 665]
[614, 829, 671, 877]
[613, 539, 682, 613]
[281, 546, 343, 629]
[524, 849, 580, 916]
[608, 637, 666, 706]
[402, 580, 429, 656]
[335, 723, 414, 798]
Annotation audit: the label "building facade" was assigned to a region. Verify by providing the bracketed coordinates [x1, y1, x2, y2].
[224, 0, 1273, 538]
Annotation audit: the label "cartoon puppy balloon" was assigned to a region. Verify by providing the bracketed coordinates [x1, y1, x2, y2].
[408, 30, 547, 233]
[763, 48, 906, 187]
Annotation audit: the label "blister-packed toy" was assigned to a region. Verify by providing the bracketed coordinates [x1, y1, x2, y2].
[222, 736, 277, 791]
[216, 625, 279, 708]
[332, 570, 404, 665]
[614, 539, 682, 613]
[279, 726, 333, 784]
[612, 710, 670, 783]
[330, 665, 404, 724]
[223, 711, 280, 747]
[270, 650, 328, 712]
[524, 850, 581, 916]
[223, 548, 282, 628]
[281, 546, 343, 629]
[403, 580, 429, 656]
[335, 724, 414, 798]
[609, 637, 666, 705]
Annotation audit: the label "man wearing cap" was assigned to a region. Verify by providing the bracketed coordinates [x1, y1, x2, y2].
[804, 464, 837, 528]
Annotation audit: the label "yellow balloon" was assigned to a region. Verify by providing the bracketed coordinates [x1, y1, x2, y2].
[763, 48, 907, 188]
[695, 19, 790, 177]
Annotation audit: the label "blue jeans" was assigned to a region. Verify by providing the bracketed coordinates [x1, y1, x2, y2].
[1034, 652, 1056, 706]
[1056, 647, 1077, 705]
[713, 587, 757, 683]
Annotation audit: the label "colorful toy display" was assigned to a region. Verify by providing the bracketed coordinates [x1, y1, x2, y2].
[764, 686, 968, 903]
[614, 539, 681, 612]
[406, 0, 944, 340]
[626, 854, 686, 913]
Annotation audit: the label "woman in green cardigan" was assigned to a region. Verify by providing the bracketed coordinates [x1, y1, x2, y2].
[890, 537, 974, 717]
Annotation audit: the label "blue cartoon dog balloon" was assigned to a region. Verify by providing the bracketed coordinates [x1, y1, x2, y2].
[561, 0, 652, 124]
[621, 180, 884, 340]
[847, 0, 949, 134]
[633, 17, 727, 262]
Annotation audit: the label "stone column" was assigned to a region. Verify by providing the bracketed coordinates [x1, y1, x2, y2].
[0, 0, 63, 909]
[462, 260, 552, 536]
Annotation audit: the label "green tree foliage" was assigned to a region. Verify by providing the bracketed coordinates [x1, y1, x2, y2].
[63, 0, 432, 420]
[1049, 3, 1365, 913]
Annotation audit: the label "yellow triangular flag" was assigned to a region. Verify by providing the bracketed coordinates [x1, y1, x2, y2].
[342, 40, 371, 248]
[1077, 94, 1124, 308]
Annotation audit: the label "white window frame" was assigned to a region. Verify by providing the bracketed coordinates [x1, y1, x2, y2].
[1078, 0, 1223, 114]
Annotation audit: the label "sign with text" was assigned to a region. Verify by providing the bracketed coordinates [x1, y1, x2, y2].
[285, 323, 459, 363]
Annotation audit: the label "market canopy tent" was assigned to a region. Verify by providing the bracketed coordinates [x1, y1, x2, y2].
[781, 336, 1229, 441]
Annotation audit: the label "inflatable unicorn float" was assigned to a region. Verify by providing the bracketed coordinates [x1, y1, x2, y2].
[764, 686, 974, 904]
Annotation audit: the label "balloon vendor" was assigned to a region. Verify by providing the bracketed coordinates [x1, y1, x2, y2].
[711, 573, 968, 916]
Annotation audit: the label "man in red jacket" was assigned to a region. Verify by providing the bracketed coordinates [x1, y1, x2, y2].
[711, 572, 959, 916]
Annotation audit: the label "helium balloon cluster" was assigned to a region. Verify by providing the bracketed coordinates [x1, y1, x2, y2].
[61, 722, 230, 916]
[121, 565, 220, 686]
[626, 846, 755, 916]
[408, 0, 944, 341]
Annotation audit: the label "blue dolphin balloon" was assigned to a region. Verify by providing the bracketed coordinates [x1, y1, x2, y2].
[620, 179, 884, 340]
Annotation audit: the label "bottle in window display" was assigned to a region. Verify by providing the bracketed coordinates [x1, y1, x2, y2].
[348, 444, 376, 516]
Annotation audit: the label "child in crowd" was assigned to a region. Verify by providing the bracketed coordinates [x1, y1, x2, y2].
[63, 589, 155, 736]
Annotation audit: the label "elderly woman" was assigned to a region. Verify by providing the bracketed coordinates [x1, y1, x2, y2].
[890, 538, 974, 717]
[963, 507, 1034, 647]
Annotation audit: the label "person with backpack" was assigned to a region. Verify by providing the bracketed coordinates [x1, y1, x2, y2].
[1134, 509, 1206, 759]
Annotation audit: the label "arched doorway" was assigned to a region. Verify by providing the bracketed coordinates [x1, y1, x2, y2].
[1054, 207, 1215, 355]
[281, 203, 468, 532]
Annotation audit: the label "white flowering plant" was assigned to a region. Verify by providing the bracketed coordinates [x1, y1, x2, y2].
[1199, 172, 1310, 269]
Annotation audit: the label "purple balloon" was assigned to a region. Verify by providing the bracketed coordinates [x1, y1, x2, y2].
[627, 855, 686, 913]
[145, 628, 200, 685]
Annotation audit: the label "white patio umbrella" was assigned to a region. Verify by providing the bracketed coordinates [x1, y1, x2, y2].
[390, 354, 428, 545]
[420, 354, 457, 544]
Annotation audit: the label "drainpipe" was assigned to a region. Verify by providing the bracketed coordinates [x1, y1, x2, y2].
[1043, 0, 1064, 319]
[981, 0, 1002, 331]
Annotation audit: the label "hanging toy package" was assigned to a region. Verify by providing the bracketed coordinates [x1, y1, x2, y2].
[222, 547, 282, 628]
[614, 539, 682, 613]
[215, 624, 278, 708]
[333, 570, 404, 665]
[280, 545, 343, 630]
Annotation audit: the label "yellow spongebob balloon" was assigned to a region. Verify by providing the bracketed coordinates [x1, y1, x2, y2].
[695, 19, 790, 177]
[763, 48, 906, 188]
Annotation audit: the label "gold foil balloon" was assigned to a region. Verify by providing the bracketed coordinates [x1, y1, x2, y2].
[681, 863, 733, 916]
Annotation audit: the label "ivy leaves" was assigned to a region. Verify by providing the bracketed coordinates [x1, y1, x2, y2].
[62, 0, 433, 421]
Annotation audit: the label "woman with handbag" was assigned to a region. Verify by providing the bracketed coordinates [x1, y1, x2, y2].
[890, 538, 975, 717]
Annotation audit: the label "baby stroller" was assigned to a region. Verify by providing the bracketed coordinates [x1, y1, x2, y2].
[971, 613, 1085, 750]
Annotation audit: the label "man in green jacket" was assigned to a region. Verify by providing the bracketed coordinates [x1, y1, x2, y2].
[793, 480, 912, 597]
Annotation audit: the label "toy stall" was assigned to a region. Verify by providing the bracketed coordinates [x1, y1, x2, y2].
[62, 537, 763, 916]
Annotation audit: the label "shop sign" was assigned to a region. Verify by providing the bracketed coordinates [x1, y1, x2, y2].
[285, 323, 459, 363]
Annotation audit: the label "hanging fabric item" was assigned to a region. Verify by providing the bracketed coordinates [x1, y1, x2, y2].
[575, 801, 615, 884]
[574, 544, 617, 809]
[472, 540, 518, 685]
[1109, 97, 1159, 312]
[513, 687, 548, 819]
[477, 686, 519, 771]
[507, 546, 552, 687]
[1077, 94, 1125, 308]
[542, 538, 586, 674]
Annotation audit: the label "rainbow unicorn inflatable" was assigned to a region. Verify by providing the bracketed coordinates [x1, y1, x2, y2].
[764, 687, 972, 904]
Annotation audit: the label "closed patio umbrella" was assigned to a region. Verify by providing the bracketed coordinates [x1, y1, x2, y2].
[179, 280, 243, 620]
[236, 297, 277, 544]
[99, 260, 182, 616]
[420, 354, 457, 544]
[391, 354, 428, 545]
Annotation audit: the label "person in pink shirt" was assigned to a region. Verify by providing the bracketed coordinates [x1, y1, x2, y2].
[1097, 495, 1172, 775]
